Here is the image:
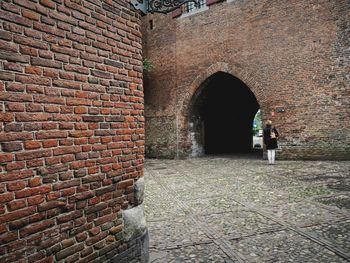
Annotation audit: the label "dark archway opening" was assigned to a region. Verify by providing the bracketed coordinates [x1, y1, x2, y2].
[189, 72, 260, 156]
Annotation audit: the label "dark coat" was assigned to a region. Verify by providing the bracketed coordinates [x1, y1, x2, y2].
[263, 124, 279, 150]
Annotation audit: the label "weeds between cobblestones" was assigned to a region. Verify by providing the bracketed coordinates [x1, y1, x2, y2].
[144, 156, 350, 262]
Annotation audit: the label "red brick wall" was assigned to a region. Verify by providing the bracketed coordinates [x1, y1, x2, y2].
[143, 0, 350, 160]
[0, 0, 145, 262]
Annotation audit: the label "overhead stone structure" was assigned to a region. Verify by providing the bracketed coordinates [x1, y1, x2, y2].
[142, 0, 350, 160]
[0, 0, 147, 262]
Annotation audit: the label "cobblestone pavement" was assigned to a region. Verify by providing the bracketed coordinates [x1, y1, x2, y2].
[144, 155, 350, 263]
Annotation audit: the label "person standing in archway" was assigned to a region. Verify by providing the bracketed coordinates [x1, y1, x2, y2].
[263, 120, 279, 164]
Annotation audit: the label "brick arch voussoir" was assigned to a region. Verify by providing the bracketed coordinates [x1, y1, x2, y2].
[178, 62, 265, 122]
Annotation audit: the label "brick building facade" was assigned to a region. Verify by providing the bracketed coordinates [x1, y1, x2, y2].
[143, 0, 350, 160]
[0, 0, 147, 262]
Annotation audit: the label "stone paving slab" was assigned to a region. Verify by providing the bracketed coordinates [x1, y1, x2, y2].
[228, 191, 289, 207]
[228, 230, 348, 263]
[203, 210, 281, 238]
[144, 157, 350, 262]
[149, 243, 237, 263]
[316, 194, 350, 210]
[302, 220, 350, 253]
[185, 196, 243, 215]
[148, 219, 211, 250]
[266, 202, 348, 227]
[145, 199, 187, 221]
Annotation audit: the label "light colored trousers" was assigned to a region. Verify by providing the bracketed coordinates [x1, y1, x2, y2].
[267, 149, 276, 164]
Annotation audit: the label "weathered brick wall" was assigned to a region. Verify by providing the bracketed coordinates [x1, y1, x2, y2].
[143, 0, 350, 160]
[0, 0, 146, 262]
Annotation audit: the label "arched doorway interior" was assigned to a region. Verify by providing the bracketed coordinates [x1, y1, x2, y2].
[189, 72, 260, 156]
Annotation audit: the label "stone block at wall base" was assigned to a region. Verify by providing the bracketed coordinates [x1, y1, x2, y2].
[113, 204, 149, 262]
[111, 230, 149, 263]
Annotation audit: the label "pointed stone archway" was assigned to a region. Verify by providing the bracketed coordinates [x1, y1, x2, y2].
[177, 62, 267, 157]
